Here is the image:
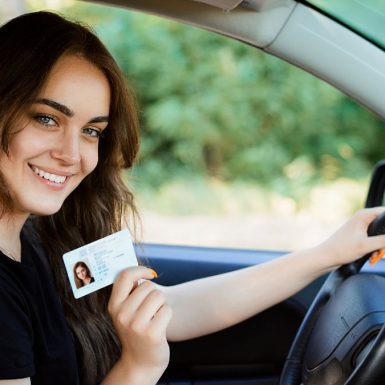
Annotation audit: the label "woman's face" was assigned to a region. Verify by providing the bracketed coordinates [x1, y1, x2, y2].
[0, 55, 110, 216]
[75, 265, 89, 281]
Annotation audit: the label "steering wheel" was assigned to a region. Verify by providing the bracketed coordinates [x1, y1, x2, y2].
[279, 161, 385, 385]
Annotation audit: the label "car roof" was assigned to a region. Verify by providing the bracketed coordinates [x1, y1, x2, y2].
[86, 0, 385, 119]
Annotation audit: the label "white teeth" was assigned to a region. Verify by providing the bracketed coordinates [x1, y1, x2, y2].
[31, 166, 67, 184]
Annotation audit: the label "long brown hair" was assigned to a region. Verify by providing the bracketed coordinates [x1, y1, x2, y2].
[0, 11, 140, 385]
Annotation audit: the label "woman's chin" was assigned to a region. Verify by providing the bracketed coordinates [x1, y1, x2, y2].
[30, 203, 64, 217]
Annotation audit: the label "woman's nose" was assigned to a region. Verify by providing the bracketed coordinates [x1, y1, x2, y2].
[51, 130, 81, 164]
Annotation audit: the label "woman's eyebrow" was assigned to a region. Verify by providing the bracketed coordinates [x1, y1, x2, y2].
[35, 98, 109, 123]
[35, 98, 74, 117]
[88, 116, 109, 124]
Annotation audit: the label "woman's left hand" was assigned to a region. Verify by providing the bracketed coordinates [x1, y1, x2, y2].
[319, 207, 385, 269]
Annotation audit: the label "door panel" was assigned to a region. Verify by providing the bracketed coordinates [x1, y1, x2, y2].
[137, 243, 385, 384]
[136, 244, 312, 384]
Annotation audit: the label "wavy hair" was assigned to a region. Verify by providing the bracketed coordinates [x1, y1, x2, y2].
[0, 11, 140, 385]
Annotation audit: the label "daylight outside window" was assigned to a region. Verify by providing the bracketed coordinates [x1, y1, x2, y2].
[4, 0, 385, 252]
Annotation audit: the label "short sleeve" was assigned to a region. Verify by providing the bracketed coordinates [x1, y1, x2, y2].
[0, 272, 35, 379]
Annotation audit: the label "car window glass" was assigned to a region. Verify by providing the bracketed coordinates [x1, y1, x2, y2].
[6, 1, 385, 252]
[304, 0, 385, 50]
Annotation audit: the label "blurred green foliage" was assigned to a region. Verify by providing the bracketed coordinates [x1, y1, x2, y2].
[67, 2, 385, 195]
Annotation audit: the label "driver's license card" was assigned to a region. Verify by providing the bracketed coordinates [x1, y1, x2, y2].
[63, 228, 138, 299]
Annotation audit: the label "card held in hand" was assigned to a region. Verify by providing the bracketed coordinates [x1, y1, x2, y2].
[63, 228, 138, 299]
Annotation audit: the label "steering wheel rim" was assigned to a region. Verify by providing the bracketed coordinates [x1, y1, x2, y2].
[279, 258, 385, 385]
[279, 160, 385, 385]
[278, 260, 364, 385]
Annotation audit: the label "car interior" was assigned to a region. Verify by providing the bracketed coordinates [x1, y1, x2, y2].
[92, 1, 385, 384]
[6, 0, 385, 384]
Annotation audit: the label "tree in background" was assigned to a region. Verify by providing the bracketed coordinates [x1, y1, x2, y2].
[46, 2, 385, 196]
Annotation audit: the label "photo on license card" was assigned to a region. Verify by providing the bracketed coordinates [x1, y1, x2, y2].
[63, 228, 138, 299]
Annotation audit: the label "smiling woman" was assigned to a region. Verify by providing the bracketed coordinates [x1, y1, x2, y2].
[1, 6, 385, 385]
[0, 10, 172, 385]
[0, 54, 109, 215]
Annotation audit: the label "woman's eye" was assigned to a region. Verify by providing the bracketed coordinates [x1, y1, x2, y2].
[83, 127, 102, 138]
[35, 114, 57, 127]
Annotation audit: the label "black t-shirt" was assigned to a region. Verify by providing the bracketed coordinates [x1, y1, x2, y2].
[0, 223, 79, 384]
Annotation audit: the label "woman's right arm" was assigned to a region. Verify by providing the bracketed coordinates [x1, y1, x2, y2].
[101, 266, 172, 385]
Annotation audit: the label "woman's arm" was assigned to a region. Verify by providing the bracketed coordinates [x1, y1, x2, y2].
[162, 208, 385, 341]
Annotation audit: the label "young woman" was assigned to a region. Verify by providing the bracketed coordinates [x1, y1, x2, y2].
[0, 10, 385, 385]
[0, 11, 170, 385]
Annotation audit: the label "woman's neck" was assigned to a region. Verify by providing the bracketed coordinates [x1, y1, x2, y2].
[0, 212, 29, 262]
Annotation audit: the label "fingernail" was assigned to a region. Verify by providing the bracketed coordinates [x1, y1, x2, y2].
[369, 249, 385, 265]
[148, 268, 158, 278]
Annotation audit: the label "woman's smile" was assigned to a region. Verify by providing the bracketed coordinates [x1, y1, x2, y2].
[29, 164, 71, 187]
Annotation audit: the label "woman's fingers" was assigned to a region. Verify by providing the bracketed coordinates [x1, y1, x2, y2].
[108, 266, 170, 338]
[133, 287, 168, 324]
[320, 207, 385, 267]
[367, 233, 385, 253]
[148, 304, 173, 336]
[121, 280, 158, 314]
[356, 207, 385, 226]
[116, 281, 165, 326]
[108, 266, 157, 315]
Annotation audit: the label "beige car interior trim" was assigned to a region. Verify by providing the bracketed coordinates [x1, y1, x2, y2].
[94, 0, 296, 48]
[89, 0, 385, 118]
[192, 0, 243, 11]
[267, 3, 385, 119]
